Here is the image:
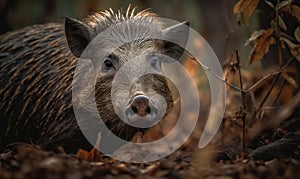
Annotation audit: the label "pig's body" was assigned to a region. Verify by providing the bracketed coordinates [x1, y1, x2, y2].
[0, 7, 188, 153]
[0, 24, 90, 152]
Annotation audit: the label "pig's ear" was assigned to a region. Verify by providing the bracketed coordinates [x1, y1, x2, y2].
[162, 21, 190, 61]
[65, 17, 96, 58]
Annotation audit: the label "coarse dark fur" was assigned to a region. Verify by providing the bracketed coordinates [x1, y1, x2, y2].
[0, 7, 187, 153]
[0, 23, 84, 152]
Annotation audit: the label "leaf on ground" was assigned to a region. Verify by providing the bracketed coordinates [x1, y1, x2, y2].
[282, 72, 298, 88]
[294, 27, 300, 42]
[233, 0, 259, 26]
[282, 4, 300, 23]
[247, 29, 275, 65]
[281, 37, 300, 61]
[76, 132, 103, 162]
[76, 148, 103, 162]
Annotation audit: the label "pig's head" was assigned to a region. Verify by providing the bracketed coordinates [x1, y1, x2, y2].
[65, 8, 189, 141]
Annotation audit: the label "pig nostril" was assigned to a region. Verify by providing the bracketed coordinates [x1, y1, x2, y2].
[131, 106, 138, 113]
[146, 107, 151, 114]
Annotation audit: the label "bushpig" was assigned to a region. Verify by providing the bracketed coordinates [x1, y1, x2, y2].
[0, 7, 189, 153]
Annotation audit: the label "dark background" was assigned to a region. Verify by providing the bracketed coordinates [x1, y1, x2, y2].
[0, 0, 259, 63]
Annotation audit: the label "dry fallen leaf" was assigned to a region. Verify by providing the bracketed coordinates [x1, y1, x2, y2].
[282, 4, 300, 23]
[76, 132, 103, 162]
[281, 37, 300, 61]
[247, 29, 275, 64]
[233, 0, 259, 26]
[245, 30, 264, 46]
[76, 148, 103, 162]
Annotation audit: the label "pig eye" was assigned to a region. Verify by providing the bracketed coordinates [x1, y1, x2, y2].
[150, 56, 160, 70]
[104, 59, 113, 68]
[102, 54, 115, 71]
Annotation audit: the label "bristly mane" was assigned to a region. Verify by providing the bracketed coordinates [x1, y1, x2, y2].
[82, 6, 165, 52]
[84, 6, 159, 33]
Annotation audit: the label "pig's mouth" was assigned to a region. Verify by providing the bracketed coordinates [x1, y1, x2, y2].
[124, 94, 160, 128]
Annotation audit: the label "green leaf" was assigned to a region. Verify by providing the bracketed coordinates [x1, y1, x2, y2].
[270, 20, 276, 30]
[278, 16, 287, 30]
[264, 0, 274, 9]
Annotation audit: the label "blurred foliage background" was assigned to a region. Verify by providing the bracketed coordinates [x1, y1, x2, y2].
[0, 0, 262, 64]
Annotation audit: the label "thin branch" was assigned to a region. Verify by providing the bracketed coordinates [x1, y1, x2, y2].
[235, 49, 247, 150]
[192, 52, 293, 94]
[245, 57, 292, 92]
[224, 57, 292, 93]
[225, 79, 242, 91]
[245, 70, 281, 92]
[254, 2, 285, 121]
[281, 32, 298, 44]
[236, 51, 246, 110]
[275, 0, 283, 67]
[272, 78, 285, 105]
[257, 73, 281, 112]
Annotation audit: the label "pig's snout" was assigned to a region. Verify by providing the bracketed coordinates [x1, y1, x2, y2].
[130, 95, 151, 117]
[125, 94, 159, 128]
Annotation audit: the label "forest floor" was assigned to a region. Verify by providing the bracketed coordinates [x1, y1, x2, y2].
[0, 130, 299, 179]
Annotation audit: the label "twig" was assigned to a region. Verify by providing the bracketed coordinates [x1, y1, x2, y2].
[221, 32, 233, 147]
[202, 56, 292, 94]
[252, 1, 285, 121]
[257, 73, 281, 114]
[249, 91, 300, 140]
[272, 78, 285, 105]
[225, 78, 242, 91]
[235, 49, 247, 150]
[281, 32, 298, 44]
[236, 51, 246, 110]
[221, 118, 225, 146]
[275, 0, 283, 67]
[244, 71, 279, 92]
[245, 57, 292, 93]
